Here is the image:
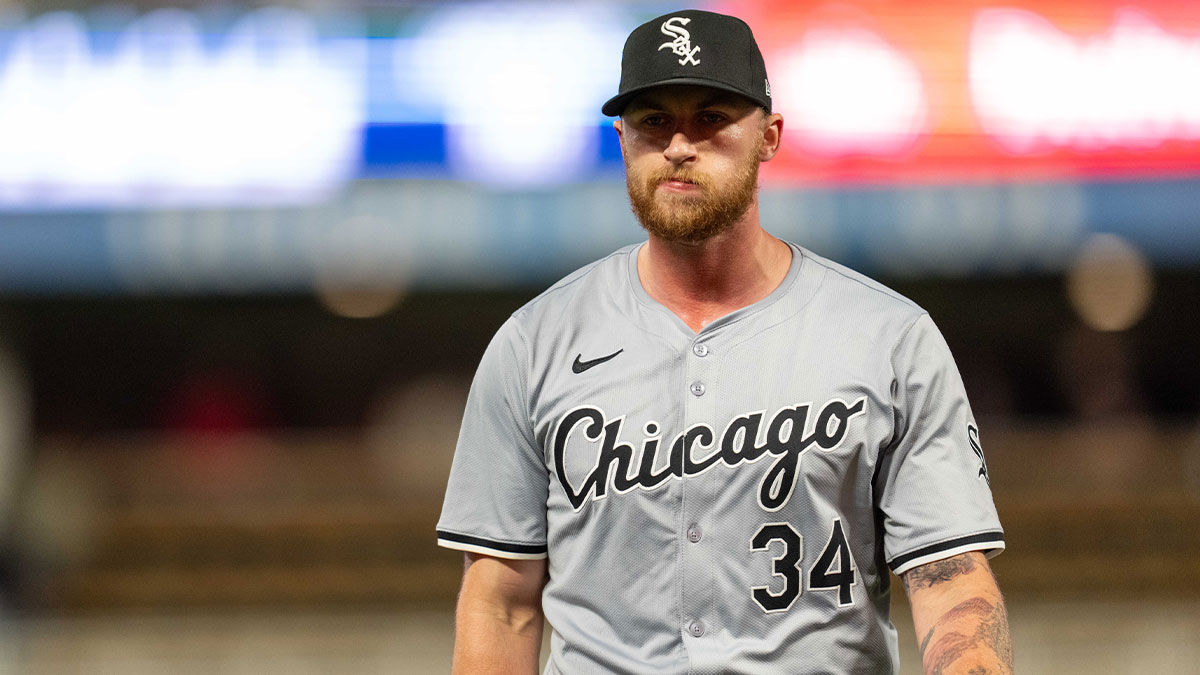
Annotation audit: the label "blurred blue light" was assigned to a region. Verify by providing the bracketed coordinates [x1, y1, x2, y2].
[597, 122, 624, 164]
[403, 3, 623, 186]
[362, 123, 446, 169]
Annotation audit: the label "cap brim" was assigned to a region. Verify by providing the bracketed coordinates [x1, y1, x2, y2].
[601, 78, 769, 116]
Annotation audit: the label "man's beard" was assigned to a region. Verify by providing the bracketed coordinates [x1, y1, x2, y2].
[625, 147, 761, 244]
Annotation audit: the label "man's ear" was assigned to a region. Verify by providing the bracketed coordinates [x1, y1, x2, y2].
[613, 118, 625, 158]
[759, 112, 784, 162]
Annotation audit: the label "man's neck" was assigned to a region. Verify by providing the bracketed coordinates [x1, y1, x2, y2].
[637, 215, 793, 333]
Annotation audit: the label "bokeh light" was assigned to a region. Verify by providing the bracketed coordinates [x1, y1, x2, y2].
[776, 26, 929, 156]
[1066, 233, 1155, 332]
[315, 285, 406, 319]
[407, 4, 622, 187]
[0, 7, 363, 207]
[971, 8, 1200, 154]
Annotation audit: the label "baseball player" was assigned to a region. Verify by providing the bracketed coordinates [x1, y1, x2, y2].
[438, 9, 1010, 674]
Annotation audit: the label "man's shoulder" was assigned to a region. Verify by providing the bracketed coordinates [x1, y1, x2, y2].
[797, 245, 920, 309]
[796, 244, 926, 322]
[509, 244, 637, 325]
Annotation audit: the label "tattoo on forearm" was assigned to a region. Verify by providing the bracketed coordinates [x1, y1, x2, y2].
[919, 597, 991, 672]
[919, 596, 1013, 675]
[923, 628, 974, 675]
[980, 597, 1013, 668]
[920, 597, 991, 649]
[902, 554, 978, 592]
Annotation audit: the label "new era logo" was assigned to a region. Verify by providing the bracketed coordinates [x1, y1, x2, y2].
[659, 17, 700, 66]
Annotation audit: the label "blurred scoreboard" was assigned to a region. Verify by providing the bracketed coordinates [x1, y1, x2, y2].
[0, 1, 1198, 291]
[732, 0, 1200, 183]
[0, 0, 1197, 208]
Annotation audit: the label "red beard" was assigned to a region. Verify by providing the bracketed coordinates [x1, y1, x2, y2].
[625, 148, 761, 243]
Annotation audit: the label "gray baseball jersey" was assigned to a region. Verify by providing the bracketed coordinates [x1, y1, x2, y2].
[437, 242, 1003, 675]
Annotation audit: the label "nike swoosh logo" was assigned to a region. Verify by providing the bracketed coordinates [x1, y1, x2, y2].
[572, 349, 624, 374]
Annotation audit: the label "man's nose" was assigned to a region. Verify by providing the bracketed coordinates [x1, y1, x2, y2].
[663, 131, 698, 165]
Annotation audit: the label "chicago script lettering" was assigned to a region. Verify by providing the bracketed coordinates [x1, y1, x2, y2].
[553, 398, 867, 512]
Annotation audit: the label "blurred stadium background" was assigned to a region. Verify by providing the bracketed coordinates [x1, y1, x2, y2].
[0, 0, 1198, 672]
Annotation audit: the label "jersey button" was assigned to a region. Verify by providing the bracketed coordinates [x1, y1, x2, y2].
[686, 526, 702, 543]
[687, 620, 706, 638]
[692, 343, 709, 357]
[690, 381, 706, 397]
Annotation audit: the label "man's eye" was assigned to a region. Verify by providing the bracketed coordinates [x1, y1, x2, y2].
[701, 112, 726, 124]
[642, 115, 667, 127]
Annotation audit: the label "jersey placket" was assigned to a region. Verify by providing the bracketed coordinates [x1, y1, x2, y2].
[678, 331, 726, 673]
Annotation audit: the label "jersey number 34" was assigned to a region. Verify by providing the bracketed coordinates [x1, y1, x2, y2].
[750, 519, 856, 613]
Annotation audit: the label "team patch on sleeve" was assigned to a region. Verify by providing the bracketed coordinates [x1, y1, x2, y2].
[436, 530, 549, 560]
[887, 531, 1006, 575]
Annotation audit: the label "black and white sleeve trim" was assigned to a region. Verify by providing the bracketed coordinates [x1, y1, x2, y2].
[888, 531, 1005, 575]
[436, 530, 549, 560]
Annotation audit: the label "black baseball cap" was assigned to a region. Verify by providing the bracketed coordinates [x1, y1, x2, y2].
[602, 9, 771, 117]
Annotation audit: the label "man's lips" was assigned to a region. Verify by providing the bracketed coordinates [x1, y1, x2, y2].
[659, 177, 700, 191]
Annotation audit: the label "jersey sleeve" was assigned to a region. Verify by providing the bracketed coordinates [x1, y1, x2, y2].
[875, 313, 1004, 575]
[436, 316, 549, 560]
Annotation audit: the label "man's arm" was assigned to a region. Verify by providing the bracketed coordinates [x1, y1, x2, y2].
[451, 552, 548, 675]
[901, 551, 1013, 675]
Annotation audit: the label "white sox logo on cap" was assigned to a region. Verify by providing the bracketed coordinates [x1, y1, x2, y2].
[602, 10, 772, 116]
[658, 17, 700, 66]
